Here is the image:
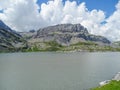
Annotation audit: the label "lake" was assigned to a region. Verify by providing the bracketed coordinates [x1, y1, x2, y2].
[0, 52, 120, 90]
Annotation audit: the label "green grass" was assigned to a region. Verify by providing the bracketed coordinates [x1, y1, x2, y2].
[71, 41, 98, 46]
[2, 40, 120, 53]
[92, 80, 120, 90]
[24, 41, 63, 52]
[23, 41, 120, 52]
[43, 41, 63, 51]
[45, 41, 62, 47]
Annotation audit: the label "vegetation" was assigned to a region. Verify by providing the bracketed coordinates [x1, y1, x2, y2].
[72, 41, 98, 46]
[92, 80, 120, 90]
[1, 40, 120, 53]
[23, 41, 120, 52]
[25, 41, 63, 52]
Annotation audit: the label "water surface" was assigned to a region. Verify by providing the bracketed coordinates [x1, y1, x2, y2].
[0, 52, 120, 90]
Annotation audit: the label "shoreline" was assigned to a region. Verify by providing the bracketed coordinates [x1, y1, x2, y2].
[1, 49, 120, 54]
[92, 72, 120, 90]
[99, 72, 120, 86]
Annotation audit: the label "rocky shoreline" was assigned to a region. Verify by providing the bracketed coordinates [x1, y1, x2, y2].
[99, 72, 120, 86]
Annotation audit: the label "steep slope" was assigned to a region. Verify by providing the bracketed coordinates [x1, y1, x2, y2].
[112, 41, 120, 48]
[0, 20, 27, 52]
[31, 24, 110, 46]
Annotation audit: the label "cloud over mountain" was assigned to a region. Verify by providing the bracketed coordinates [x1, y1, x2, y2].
[0, 0, 120, 41]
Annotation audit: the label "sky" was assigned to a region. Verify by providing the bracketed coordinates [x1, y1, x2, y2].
[0, 0, 120, 41]
[37, 0, 118, 17]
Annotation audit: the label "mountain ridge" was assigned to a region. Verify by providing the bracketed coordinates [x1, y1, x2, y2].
[30, 23, 110, 46]
[1, 20, 120, 52]
[0, 20, 27, 52]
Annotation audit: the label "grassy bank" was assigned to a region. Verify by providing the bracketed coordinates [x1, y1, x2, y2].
[92, 80, 120, 90]
[25, 41, 120, 52]
[1, 41, 120, 53]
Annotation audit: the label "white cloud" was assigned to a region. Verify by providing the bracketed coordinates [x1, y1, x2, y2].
[0, 0, 42, 31]
[100, 0, 120, 41]
[0, 0, 120, 41]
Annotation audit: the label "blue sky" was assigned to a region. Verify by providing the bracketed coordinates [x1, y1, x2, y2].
[37, 0, 118, 17]
[0, 0, 120, 41]
[0, 10, 3, 13]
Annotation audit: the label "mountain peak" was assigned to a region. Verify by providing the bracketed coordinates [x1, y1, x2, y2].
[0, 20, 26, 52]
[0, 20, 12, 31]
[33, 23, 110, 45]
[38, 23, 89, 34]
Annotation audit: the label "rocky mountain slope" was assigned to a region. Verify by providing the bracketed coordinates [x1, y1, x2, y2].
[1, 21, 119, 52]
[23, 24, 116, 52]
[0, 20, 27, 52]
[30, 24, 110, 46]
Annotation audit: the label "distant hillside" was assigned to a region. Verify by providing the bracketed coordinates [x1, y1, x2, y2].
[1, 21, 120, 52]
[30, 24, 110, 46]
[23, 24, 119, 52]
[0, 20, 27, 52]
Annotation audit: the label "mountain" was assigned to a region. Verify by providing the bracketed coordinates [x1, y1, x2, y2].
[112, 41, 120, 48]
[31, 24, 110, 46]
[0, 20, 12, 31]
[0, 20, 27, 52]
[0, 21, 114, 52]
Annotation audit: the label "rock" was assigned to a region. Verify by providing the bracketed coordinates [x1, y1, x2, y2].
[0, 21, 112, 52]
[112, 72, 120, 81]
[31, 24, 111, 46]
[29, 30, 35, 33]
[0, 20, 27, 52]
[99, 80, 110, 86]
[112, 41, 120, 48]
[77, 34, 110, 44]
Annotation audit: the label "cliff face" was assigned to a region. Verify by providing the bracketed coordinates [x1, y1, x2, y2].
[0, 21, 112, 52]
[32, 24, 110, 46]
[0, 20, 26, 52]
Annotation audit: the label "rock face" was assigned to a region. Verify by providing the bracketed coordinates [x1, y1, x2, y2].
[112, 41, 120, 48]
[0, 20, 26, 52]
[0, 22, 111, 52]
[32, 24, 110, 45]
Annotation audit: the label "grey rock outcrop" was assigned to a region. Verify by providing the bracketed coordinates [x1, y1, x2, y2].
[0, 20, 27, 52]
[32, 24, 110, 46]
